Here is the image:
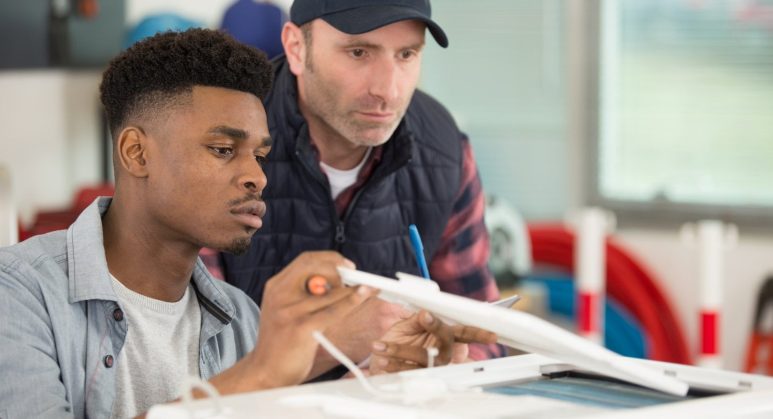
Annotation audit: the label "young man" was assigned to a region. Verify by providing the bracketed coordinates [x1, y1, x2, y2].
[213, 0, 504, 377]
[0, 29, 495, 419]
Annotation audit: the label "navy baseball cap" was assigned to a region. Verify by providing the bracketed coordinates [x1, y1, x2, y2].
[290, 0, 448, 48]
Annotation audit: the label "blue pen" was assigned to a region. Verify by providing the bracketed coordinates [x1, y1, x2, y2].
[408, 224, 430, 279]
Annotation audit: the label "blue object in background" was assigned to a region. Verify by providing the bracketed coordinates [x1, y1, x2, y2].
[220, 0, 286, 59]
[525, 275, 648, 359]
[125, 13, 204, 49]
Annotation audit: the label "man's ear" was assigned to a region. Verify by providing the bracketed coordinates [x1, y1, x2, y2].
[115, 126, 149, 178]
[282, 21, 307, 76]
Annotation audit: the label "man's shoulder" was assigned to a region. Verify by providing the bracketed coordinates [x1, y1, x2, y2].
[0, 231, 68, 277]
[404, 89, 463, 147]
[403, 89, 465, 162]
[265, 55, 292, 106]
[0, 231, 70, 308]
[407, 89, 457, 126]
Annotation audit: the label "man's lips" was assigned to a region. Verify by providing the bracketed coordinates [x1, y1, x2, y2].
[357, 111, 395, 122]
[230, 201, 266, 229]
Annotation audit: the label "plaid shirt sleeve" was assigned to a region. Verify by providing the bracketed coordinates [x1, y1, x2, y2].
[429, 136, 505, 360]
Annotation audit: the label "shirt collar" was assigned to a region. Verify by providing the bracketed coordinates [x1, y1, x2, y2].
[67, 197, 115, 304]
[66, 197, 235, 322]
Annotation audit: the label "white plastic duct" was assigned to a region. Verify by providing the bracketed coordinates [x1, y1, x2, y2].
[569, 207, 616, 345]
[681, 220, 737, 369]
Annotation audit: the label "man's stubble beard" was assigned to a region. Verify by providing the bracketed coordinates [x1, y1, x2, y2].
[223, 236, 252, 255]
[196, 231, 253, 256]
[302, 55, 403, 148]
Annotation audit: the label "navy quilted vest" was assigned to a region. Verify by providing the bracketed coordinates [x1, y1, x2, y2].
[222, 57, 463, 304]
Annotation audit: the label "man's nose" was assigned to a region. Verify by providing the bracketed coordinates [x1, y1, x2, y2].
[237, 156, 267, 194]
[368, 57, 400, 103]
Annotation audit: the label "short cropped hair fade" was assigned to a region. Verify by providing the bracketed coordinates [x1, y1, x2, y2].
[100, 28, 273, 137]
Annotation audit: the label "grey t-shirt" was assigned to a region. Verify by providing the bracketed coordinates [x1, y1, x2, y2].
[109, 276, 201, 419]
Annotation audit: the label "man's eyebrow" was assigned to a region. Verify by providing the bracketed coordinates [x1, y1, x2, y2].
[208, 126, 271, 148]
[338, 40, 425, 51]
[208, 125, 248, 141]
[405, 41, 425, 51]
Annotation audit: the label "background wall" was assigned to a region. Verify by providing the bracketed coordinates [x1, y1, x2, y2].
[422, 0, 568, 220]
[0, 0, 771, 372]
[0, 70, 102, 224]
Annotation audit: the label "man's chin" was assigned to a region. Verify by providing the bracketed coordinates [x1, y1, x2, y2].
[351, 132, 392, 148]
[219, 236, 253, 255]
[347, 122, 400, 147]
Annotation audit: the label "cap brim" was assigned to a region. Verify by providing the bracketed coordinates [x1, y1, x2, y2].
[321, 5, 449, 48]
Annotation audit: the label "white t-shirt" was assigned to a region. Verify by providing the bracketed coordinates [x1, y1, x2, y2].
[319, 147, 373, 199]
[109, 275, 201, 419]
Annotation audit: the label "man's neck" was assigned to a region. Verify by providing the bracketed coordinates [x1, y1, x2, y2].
[102, 194, 198, 302]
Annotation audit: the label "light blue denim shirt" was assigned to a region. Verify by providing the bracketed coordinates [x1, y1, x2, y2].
[0, 198, 261, 419]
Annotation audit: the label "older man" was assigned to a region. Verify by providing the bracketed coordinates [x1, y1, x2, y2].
[214, 0, 503, 379]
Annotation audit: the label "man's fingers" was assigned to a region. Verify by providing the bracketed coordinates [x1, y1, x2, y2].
[418, 311, 455, 364]
[451, 342, 469, 364]
[295, 285, 377, 327]
[371, 341, 430, 367]
[295, 261, 346, 290]
[304, 285, 376, 313]
[272, 251, 355, 297]
[452, 324, 498, 345]
[371, 355, 424, 374]
[395, 305, 414, 320]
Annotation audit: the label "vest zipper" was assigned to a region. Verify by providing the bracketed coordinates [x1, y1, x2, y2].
[296, 142, 411, 251]
[334, 172, 382, 250]
[334, 223, 345, 246]
[295, 148, 347, 249]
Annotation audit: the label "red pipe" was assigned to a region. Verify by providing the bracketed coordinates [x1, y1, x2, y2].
[528, 224, 691, 364]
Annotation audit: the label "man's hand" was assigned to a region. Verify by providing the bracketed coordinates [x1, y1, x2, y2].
[368, 310, 497, 375]
[215, 251, 376, 392]
[307, 298, 412, 378]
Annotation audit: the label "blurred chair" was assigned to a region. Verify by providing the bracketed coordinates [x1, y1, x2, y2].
[220, 0, 286, 59]
[21, 183, 114, 241]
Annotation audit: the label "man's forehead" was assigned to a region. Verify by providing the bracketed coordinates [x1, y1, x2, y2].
[188, 86, 266, 118]
[171, 87, 269, 139]
[190, 85, 260, 102]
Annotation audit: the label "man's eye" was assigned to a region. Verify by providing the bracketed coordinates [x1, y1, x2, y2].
[350, 48, 366, 58]
[210, 146, 234, 157]
[401, 50, 416, 60]
[255, 155, 268, 166]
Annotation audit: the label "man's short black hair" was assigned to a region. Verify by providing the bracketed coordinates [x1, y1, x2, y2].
[100, 28, 273, 136]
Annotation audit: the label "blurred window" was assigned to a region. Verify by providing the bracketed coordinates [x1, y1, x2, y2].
[596, 0, 773, 220]
[422, 0, 567, 219]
